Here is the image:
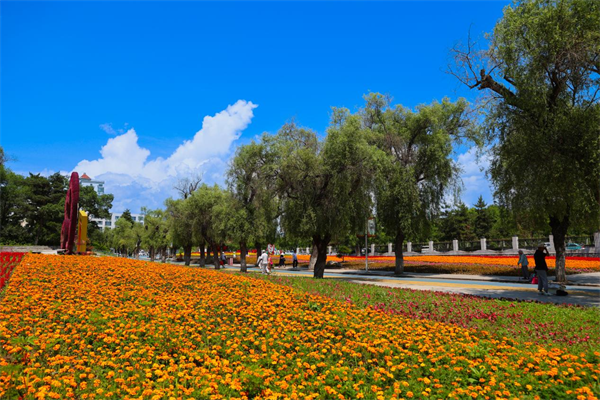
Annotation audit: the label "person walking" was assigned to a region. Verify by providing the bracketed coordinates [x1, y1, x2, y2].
[517, 250, 530, 280]
[257, 250, 268, 274]
[292, 251, 298, 269]
[534, 243, 551, 295]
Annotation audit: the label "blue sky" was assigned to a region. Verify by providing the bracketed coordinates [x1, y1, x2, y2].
[1, 1, 509, 213]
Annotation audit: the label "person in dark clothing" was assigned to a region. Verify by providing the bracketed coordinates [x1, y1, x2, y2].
[279, 252, 286, 267]
[534, 243, 551, 295]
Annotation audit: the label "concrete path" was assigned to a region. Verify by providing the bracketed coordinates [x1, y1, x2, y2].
[216, 264, 600, 307]
[0, 245, 57, 253]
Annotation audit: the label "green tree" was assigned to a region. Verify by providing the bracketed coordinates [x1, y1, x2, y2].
[0, 163, 29, 244]
[488, 205, 518, 239]
[473, 196, 495, 238]
[273, 118, 375, 278]
[165, 198, 196, 266]
[22, 173, 66, 245]
[227, 139, 279, 272]
[141, 208, 169, 261]
[451, 0, 600, 282]
[0, 147, 12, 166]
[439, 203, 477, 242]
[188, 184, 229, 269]
[363, 94, 478, 274]
[120, 209, 134, 224]
[79, 185, 113, 221]
[112, 217, 136, 256]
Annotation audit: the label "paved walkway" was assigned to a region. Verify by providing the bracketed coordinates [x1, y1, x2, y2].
[216, 264, 600, 307]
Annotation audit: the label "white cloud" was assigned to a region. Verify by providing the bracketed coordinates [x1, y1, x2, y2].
[38, 168, 69, 177]
[74, 100, 257, 213]
[99, 123, 117, 135]
[456, 147, 494, 207]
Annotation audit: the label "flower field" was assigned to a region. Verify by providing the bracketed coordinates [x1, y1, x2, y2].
[2, 255, 598, 399]
[252, 274, 600, 355]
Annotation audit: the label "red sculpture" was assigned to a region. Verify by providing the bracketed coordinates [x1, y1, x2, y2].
[60, 172, 80, 254]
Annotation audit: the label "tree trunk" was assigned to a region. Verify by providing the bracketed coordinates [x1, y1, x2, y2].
[183, 245, 192, 266]
[212, 243, 220, 269]
[308, 244, 319, 271]
[199, 242, 206, 267]
[312, 234, 331, 279]
[549, 213, 569, 283]
[240, 241, 248, 272]
[255, 242, 262, 258]
[355, 243, 361, 256]
[394, 231, 405, 275]
[149, 246, 155, 261]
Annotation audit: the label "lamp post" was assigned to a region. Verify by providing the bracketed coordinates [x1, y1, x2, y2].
[365, 219, 369, 272]
[365, 217, 376, 272]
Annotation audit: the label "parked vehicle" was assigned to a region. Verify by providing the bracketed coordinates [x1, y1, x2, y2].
[566, 242, 584, 250]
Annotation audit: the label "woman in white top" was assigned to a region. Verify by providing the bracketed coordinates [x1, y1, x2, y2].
[256, 250, 269, 274]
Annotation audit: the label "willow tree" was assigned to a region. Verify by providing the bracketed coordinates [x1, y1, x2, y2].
[363, 94, 477, 274]
[275, 116, 375, 279]
[451, 0, 600, 282]
[227, 140, 279, 272]
[165, 197, 196, 266]
[141, 208, 169, 262]
[188, 184, 229, 269]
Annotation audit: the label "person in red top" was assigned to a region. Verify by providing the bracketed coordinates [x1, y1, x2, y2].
[534, 243, 550, 295]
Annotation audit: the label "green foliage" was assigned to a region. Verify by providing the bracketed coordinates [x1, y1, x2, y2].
[438, 203, 477, 241]
[362, 93, 479, 272]
[277, 119, 374, 242]
[0, 156, 113, 247]
[0, 163, 29, 244]
[22, 173, 67, 245]
[336, 245, 352, 255]
[140, 208, 169, 260]
[473, 196, 495, 238]
[79, 185, 113, 221]
[164, 198, 195, 250]
[227, 139, 280, 264]
[452, 0, 600, 280]
[188, 184, 229, 247]
[488, 205, 519, 238]
[111, 217, 136, 255]
[271, 118, 376, 277]
[120, 209, 134, 224]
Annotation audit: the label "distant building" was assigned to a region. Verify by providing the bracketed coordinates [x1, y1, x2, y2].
[95, 212, 145, 230]
[78, 173, 144, 230]
[79, 173, 105, 194]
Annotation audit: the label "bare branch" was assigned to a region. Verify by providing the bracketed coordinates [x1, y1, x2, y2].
[174, 174, 203, 199]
